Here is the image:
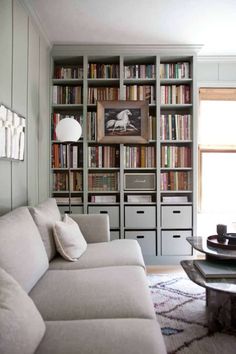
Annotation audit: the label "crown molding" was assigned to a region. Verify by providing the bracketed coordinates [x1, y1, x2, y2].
[18, 0, 52, 48]
[198, 55, 236, 63]
[51, 43, 203, 57]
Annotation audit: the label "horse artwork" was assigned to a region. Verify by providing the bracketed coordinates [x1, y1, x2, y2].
[97, 100, 149, 143]
[105, 108, 141, 136]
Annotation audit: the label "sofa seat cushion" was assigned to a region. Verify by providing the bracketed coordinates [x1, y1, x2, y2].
[49, 239, 145, 270]
[36, 319, 166, 354]
[0, 268, 46, 354]
[29, 198, 61, 261]
[0, 207, 49, 293]
[30, 266, 155, 321]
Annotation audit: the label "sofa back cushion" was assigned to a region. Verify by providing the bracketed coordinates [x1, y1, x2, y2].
[0, 207, 49, 293]
[29, 198, 61, 261]
[0, 267, 46, 354]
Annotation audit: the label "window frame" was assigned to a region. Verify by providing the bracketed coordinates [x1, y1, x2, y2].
[198, 88, 236, 212]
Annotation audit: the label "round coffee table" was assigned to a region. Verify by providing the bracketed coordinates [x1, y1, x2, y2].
[181, 236, 236, 332]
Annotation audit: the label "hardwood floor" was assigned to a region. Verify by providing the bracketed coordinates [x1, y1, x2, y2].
[146, 265, 184, 274]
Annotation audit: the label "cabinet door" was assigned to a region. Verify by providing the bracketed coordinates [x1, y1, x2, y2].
[162, 230, 192, 256]
[110, 231, 120, 241]
[125, 231, 156, 256]
[161, 206, 192, 229]
[88, 206, 119, 228]
[125, 206, 156, 228]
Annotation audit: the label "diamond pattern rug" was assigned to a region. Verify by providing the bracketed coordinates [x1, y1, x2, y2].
[148, 273, 236, 354]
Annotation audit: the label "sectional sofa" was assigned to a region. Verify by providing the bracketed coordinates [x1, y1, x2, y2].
[0, 198, 166, 354]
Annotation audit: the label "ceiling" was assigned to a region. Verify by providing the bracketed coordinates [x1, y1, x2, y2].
[24, 0, 236, 55]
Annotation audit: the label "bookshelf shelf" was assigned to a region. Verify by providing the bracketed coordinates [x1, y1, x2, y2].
[50, 48, 196, 264]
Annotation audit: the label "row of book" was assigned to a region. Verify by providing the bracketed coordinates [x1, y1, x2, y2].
[53, 171, 83, 191]
[160, 62, 190, 79]
[124, 64, 155, 79]
[54, 65, 83, 79]
[87, 87, 120, 104]
[53, 62, 189, 80]
[160, 85, 191, 104]
[88, 172, 119, 191]
[124, 85, 156, 104]
[160, 171, 192, 191]
[124, 146, 156, 168]
[160, 114, 191, 141]
[88, 146, 120, 168]
[161, 146, 191, 168]
[88, 63, 119, 78]
[52, 144, 83, 168]
[51, 113, 83, 140]
[52, 86, 83, 104]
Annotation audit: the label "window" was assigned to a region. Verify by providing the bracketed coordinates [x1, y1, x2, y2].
[198, 88, 236, 213]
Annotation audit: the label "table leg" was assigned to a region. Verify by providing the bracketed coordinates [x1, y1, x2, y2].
[207, 289, 236, 333]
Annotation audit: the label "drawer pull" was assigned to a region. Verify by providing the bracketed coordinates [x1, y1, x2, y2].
[136, 210, 144, 214]
[173, 210, 181, 214]
[64, 211, 70, 214]
[136, 235, 144, 239]
[173, 235, 181, 238]
[100, 211, 108, 214]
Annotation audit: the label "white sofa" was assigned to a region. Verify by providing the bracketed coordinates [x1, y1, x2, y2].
[0, 198, 166, 354]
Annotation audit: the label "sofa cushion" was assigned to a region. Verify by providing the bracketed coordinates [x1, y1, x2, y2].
[53, 214, 87, 261]
[0, 268, 46, 354]
[29, 198, 61, 261]
[49, 239, 145, 270]
[0, 207, 49, 292]
[36, 319, 166, 354]
[30, 266, 155, 321]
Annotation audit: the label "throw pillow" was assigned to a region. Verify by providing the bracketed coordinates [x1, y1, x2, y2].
[53, 214, 87, 261]
[0, 267, 46, 354]
[29, 198, 61, 261]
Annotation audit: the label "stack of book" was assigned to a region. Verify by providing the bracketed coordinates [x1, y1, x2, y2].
[161, 171, 192, 191]
[124, 146, 155, 168]
[88, 146, 119, 168]
[124, 64, 155, 79]
[127, 195, 152, 203]
[90, 195, 116, 203]
[161, 145, 191, 168]
[160, 114, 191, 140]
[160, 62, 190, 79]
[87, 112, 97, 141]
[87, 87, 119, 104]
[88, 172, 119, 191]
[160, 85, 190, 104]
[54, 65, 83, 79]
[124, 85, 156, 104]
[88, 63, 119, 78]
[52, 86, 83, 104]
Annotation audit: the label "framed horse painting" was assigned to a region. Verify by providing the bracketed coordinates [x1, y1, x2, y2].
[97, 100, 149, 143]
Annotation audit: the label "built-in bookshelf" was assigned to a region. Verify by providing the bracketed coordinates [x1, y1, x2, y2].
[50, 46, 197, 264]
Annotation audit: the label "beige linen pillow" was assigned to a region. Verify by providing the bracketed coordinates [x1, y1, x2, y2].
[0, 268, 46, 354]
[53, 214, 87, 261]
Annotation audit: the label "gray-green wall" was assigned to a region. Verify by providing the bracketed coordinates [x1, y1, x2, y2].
[0, 0, 50, 215]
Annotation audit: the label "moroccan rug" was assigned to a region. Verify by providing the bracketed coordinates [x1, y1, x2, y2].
[148, 273, 236, 354]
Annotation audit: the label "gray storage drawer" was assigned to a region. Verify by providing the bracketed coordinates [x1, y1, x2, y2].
[125, 230, 156, 256]
[110, 231, 120, 241]
[161, 205, 192, 229]
[59, 206, 83, 215]
[125, 206, 156, 228]
[88, 206, 119, 228]
[161, 230, 192, 256]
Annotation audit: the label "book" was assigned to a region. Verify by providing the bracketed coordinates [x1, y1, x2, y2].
[127, 195, 152, 203]
[193, 260, 236, 279]
[162, 196, 188, 203]
[91, 195, 116, 203]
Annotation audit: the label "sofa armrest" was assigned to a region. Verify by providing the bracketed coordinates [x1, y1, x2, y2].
[70, 214, 110, 243]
